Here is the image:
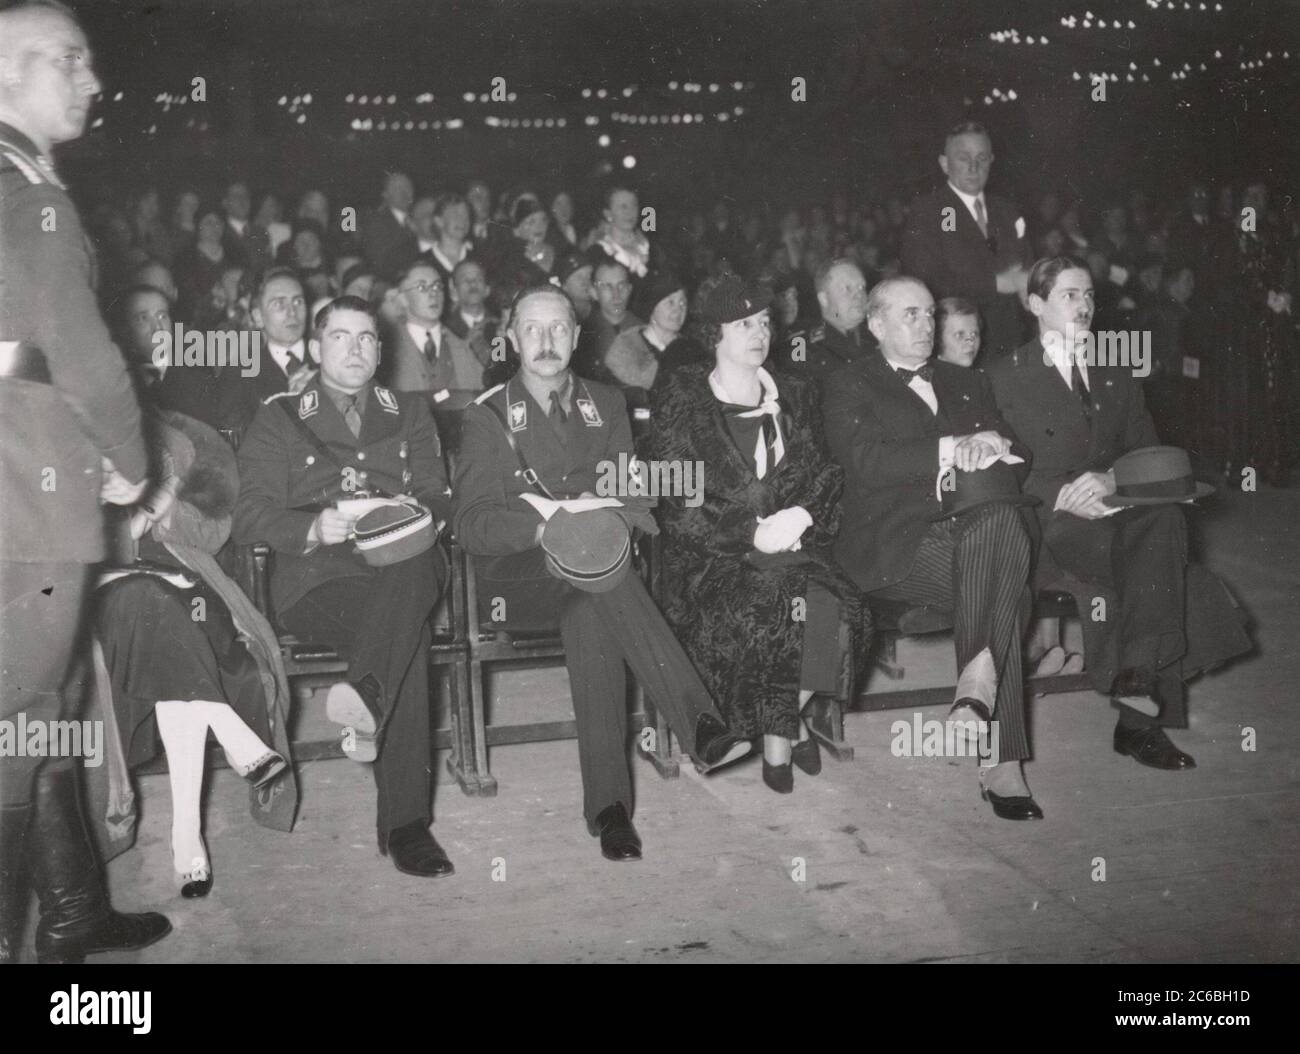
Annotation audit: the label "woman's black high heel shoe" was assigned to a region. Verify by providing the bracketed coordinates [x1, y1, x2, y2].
[179, 862, 212, 899]
[790, 737, 821, 776]
[762, 759, 794, 794]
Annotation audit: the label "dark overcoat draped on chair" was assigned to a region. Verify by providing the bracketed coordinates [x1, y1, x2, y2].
[649, 363, 872, 740]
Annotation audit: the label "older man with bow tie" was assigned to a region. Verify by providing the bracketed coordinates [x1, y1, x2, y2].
[821, 276, 1041, 819]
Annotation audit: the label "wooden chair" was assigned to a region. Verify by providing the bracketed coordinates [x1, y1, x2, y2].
[855, 590, 1090, 712]
[447, 532, 679, 797]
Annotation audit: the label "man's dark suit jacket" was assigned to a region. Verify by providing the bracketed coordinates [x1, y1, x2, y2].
[362, 207, 418, 281]
[901, 184, 1032, 360]
[985, 336, 1160, 585]
[821, 351, 1029, 593]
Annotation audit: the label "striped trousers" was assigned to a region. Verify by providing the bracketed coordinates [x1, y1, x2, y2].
[873, 503, 1033, 761]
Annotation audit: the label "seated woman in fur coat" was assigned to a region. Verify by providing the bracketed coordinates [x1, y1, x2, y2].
[649, 274, 873, 794]
[95, 408, 289, 898]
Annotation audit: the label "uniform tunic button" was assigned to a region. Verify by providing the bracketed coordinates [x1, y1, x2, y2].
[306, 456, 315, 466]
[357, 451, 366, 460]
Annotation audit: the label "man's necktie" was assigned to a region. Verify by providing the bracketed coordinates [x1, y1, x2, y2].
[549, 389, 567, 423]
[895, 362, 935, 384]
[1070, 359, 1093, 418]
[974, 197, 989, 239]
[285, 351, 303, 376]
[343, 394, 362, 438]
[423, 330, 438, 363]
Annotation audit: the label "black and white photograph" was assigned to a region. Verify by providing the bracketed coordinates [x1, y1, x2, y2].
[1, 0, 1297, 989]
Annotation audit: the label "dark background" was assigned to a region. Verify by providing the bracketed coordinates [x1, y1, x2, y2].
[59, 0, 1300, 217]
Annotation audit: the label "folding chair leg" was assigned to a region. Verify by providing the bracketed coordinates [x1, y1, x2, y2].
[806, 695, 854, 762]
[633, 680, 679, 779]
[446, 656, 497, 797]
[873, 634, 905, 680]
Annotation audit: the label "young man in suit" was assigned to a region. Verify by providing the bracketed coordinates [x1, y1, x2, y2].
[901, 121, 1033, 361]
[821, 277, 1040, 818]
[361, 171, 419, 280]
[216, 266, 312, 437]
[987, 257, 1251, 771]
[233, 295, 455, 877]
[387, 260, 484, 398]
[453, 284, 751, 862]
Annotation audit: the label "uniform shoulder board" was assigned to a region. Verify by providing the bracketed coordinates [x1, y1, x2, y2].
[473, 383, 505, 406]
[809, 324, 826, 343]
[263, 389, 297, 405]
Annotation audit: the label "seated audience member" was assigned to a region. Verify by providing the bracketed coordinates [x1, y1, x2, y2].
[822, 277, 1042, 819]
[221, 181, 271, 273]
[547, 190, 579, 249]
[556, 248, 598, 323]
[277, 220, 332, 299]
[387, 260, 484, 399]
[446, 256, 496, 367]
[173, 204, 230, 323]
[466, 177, 513, 262]
[115, 285, 232, 432]
[97, 410, 289, 898]
[506, 197, 557, 286]
[574, 256, 640, 380]
[233, 296, 456, 877]
[934, 296, 983, 368]
[362, 171, 419, 280]
[603, 269, 689, 403]
[802, 258, 872, 379]
[421, 192, 476, 290]
[130, 259, 179, 310]
[987, 257, 1251, 772]
[453, 285, 752, 862]
[590, 184, 651, 278]
[218, 266, 314, 437]
[254, 191, 292, 258]
[650, 275, 873, 794]
[339, 262, 378, 303]
[931, 294, 1079, 675]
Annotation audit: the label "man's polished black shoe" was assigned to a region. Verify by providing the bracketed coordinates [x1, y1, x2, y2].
[587, 803, 642, 862]
[979, 785, 1044, 821]
[691, 713, 754, 774]
[378, 821, 455, 878]
[1113, 724, 1196, 771]
[37, 910, 173, 964]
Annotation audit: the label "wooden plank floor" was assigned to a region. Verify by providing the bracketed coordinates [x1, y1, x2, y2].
[61, 484, 1300, 962]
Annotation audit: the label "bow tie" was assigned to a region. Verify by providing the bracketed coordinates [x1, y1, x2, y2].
[895, 362, 935, 384]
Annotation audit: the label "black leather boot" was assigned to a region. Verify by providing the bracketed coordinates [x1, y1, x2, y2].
[0, 803, 33, 963]
[29, 767, 171, 965]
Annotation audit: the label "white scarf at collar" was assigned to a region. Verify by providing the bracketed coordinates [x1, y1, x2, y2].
[709, 365, 785, 478]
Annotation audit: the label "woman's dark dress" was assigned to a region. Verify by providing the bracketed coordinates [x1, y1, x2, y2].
[649, 362, 872, 739]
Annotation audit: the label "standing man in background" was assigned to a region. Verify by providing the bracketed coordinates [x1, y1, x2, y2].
[902, 121, 1032, 361]
[0, 0, 171, 963]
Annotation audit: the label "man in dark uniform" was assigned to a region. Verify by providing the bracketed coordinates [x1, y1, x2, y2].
[453, 284, 751, 862]
[800, 258, 873, 380]
[901, 121, 1033, 361]
[0, 0, 171, 963]
[233, 295, 455, 877]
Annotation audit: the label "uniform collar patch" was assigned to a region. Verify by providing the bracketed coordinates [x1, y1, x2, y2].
[299, 390, 319, 418]
[509, 400, 527, 431]
[576, 398, 603, 427]
[374, 385, 400, 413]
